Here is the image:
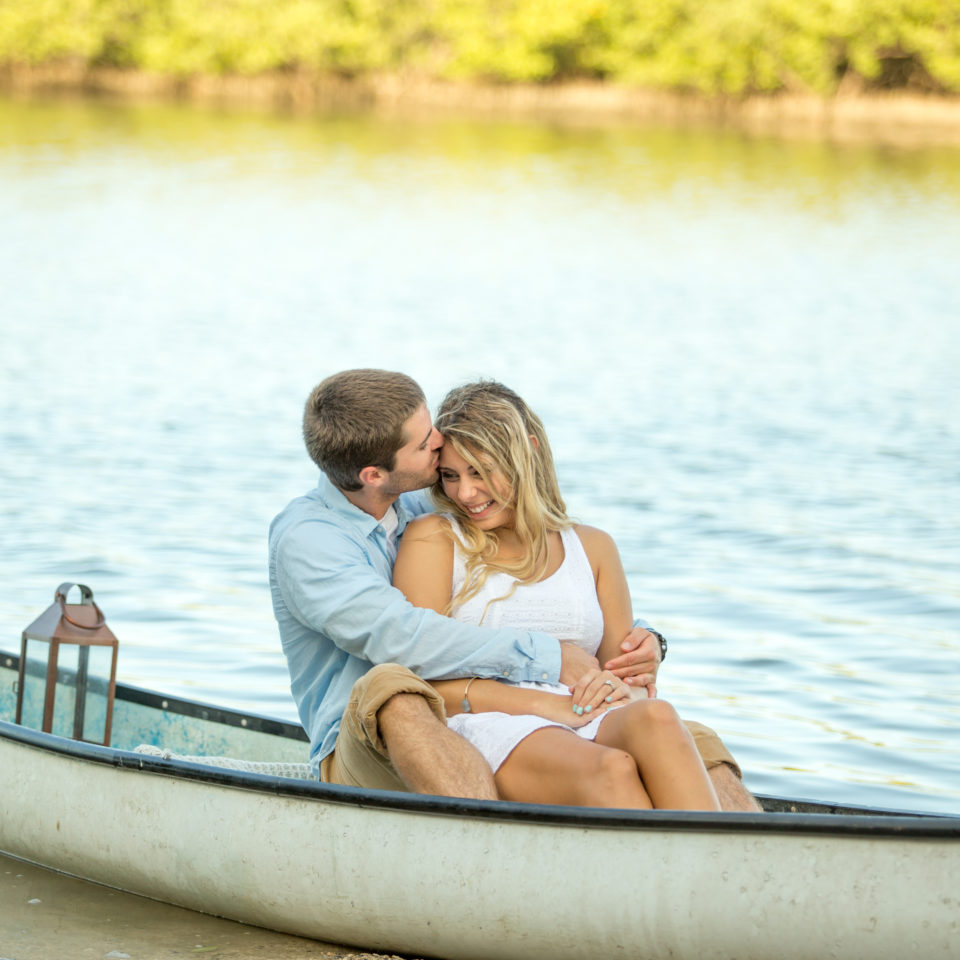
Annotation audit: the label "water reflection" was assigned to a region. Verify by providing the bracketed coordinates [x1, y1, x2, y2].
[5, 96, 960, 205]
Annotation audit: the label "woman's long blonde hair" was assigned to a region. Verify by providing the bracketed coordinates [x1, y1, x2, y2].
[432, 381, 572, 615]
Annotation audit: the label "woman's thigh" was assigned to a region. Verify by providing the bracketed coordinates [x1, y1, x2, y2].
[494, 726, 650, 808]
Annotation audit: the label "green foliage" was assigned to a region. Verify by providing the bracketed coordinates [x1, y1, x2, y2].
[1, 0, 959, 94]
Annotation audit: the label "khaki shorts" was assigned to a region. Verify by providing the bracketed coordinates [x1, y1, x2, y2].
[682, 719, 741, 779]
[320, 663, 446, 792]
[321, 662, 742, 790]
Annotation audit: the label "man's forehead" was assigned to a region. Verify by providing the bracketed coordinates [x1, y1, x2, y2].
[402, 405, 434, 445]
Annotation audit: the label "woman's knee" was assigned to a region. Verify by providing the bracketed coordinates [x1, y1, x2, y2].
[627, 697, 683, 733]
[577, 746, 645, 806]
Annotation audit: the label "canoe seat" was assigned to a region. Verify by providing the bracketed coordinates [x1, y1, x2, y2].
[134, 744, 315, 780]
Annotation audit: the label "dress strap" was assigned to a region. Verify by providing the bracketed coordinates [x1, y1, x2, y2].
[558, 526, 596, 588]
[444, 515, 469, 594]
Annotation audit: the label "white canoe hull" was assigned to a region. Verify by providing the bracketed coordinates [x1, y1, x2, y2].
[2, 730, 957, 960]
[2, 650, 958, 960]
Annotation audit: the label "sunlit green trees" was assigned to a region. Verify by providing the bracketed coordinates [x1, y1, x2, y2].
[2, 0, 958, 94]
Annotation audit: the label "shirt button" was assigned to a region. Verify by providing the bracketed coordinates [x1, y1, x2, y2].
[541, 672, 549, 679]
[502, 670, 510, 677]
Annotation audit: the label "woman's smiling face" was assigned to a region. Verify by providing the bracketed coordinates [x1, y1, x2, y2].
[438, 442, 515, 531]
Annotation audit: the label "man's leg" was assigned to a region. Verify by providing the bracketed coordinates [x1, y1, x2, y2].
[709, 763, 762, 812]
[684, 719, 763, 812]
[322, 663, 497, 800]
[378, 691, 497, 800]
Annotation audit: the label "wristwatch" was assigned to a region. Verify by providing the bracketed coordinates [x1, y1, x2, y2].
[649, 628, 667, 664]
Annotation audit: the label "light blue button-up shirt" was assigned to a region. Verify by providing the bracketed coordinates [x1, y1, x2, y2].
[269, 475, 562, 767]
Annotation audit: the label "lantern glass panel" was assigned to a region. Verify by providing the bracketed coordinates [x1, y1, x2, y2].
[81, 644, 114, 743]
[50, 642, 79, 739]
[19, 636, 51, 730]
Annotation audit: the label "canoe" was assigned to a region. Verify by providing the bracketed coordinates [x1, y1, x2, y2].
[2, 647, 958, 960]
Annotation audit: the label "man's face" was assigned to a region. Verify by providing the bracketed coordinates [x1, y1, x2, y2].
[381, 404, 443, 495]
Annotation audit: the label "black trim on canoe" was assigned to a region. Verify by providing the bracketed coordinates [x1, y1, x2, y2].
[2, 717, 958, 839]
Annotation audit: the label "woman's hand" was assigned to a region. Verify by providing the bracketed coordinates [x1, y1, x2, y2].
[567, 668, 631, 718]
[530, 691, 610, 728]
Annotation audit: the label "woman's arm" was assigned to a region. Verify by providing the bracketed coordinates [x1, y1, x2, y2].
[391, 514, 455, 614]
[430, 677, 600, 725]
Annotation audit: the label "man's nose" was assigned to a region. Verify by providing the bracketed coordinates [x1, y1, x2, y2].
[430, 429, 443, 450]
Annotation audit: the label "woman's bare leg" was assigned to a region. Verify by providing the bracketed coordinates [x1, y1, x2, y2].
[595, 700, 721, 811]
[495, 727, 652, 808]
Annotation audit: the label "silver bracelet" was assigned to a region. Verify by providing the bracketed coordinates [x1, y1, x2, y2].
[461, 677, 478, 713]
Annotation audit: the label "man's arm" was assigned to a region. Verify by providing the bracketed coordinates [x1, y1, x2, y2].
[275, 518, 562, 683]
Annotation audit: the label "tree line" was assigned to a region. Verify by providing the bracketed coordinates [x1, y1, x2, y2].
[2, 0, 958, 96]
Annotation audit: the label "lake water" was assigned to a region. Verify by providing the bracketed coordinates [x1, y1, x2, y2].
[1, 93, 958, 815]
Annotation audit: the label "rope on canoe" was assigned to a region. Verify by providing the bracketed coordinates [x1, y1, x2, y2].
[134, 744, 315, 780]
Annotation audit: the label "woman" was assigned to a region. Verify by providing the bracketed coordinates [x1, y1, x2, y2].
[393, 381, 720, 811]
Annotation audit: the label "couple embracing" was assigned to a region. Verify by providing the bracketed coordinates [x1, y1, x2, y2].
[269, 369, 758, 812]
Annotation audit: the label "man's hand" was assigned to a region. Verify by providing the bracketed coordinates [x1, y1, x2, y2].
[558, 641, 600, 687]
[603, 627, 661, 697]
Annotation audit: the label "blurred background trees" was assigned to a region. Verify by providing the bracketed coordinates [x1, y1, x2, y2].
[1, 0, 958, 95]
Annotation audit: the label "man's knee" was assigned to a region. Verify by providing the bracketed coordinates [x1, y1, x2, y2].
[356, 662, 424, 702]
[378, 689, 443, 727]
[349, 663, 446, 753]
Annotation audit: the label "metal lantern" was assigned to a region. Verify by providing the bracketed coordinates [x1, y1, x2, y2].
[16, 582, 119, 746]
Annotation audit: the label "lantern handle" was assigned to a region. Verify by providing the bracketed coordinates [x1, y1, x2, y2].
[55, 582, 106, 629]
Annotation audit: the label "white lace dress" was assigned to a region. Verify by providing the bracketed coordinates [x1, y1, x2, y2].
[446, 522, 618, 772]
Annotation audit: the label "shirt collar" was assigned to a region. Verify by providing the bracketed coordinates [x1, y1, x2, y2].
[315, 473, 414, 538]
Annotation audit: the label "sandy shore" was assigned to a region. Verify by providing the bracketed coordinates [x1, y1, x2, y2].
[0, 852, 420, 960]
[3, 64, 960, 145]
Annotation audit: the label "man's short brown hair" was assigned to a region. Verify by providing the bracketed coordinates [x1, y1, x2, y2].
[303, 370, 426, 491]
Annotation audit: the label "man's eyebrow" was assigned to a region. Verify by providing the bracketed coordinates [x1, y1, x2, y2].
[418, 427, 433, 447]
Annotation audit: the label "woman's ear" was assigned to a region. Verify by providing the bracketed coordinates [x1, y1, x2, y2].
[528, 434, 540, 450]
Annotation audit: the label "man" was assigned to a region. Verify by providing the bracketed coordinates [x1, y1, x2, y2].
[269, 369, 758, 810]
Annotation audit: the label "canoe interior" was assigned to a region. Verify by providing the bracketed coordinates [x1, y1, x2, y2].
[1, 649, 955, 822]
[1, 649, 308, 764]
